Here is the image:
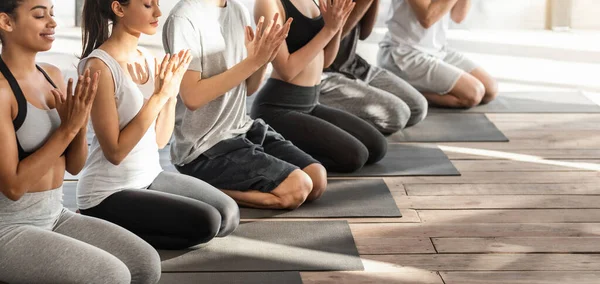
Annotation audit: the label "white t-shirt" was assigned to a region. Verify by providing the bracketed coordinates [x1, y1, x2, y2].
[381, 0, 450, 58]
[162, 0, 253, 166]
[76, 48, 163, 210]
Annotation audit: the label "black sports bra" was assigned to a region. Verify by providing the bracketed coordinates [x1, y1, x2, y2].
[281, 0, 325, 53]
[0, 57, 60, 161]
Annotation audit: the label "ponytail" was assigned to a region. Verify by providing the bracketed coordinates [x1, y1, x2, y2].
[81, 0, 130, 58]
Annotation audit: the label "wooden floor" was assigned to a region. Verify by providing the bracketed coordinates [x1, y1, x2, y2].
[295, 113, 600, 284]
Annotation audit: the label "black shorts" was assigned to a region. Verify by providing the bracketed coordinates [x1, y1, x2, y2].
[176, 119, 319, 193]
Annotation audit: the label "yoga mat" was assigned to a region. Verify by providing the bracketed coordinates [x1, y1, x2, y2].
[430, 91, 600, 113]
[329, 144, 460, 177]
[159, 272, 303, 284]
[240, 179, 401, 218]
[159, 221, 364, 272]
[387, 113, 509, 142]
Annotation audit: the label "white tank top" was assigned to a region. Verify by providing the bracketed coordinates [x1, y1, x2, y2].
[76, 48, 163, 210]
[381, 0, 450, 58]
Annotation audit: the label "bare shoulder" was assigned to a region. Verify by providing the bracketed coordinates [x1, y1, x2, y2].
[0, 76, 15, 117]
[37, 63, 65, 88]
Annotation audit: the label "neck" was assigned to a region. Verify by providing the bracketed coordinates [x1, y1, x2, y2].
[1, 45, 39, 77]
[104, 23, 141, 60]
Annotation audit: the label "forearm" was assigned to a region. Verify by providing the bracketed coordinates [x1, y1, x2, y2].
[9, 127, 76, 199]
[324, 30, 343, 68]
[181, 58, 262, 110]
[408, 0, 458, 29]
[64, 127, 88, 175]
[451, 0, 471, 23]
[359, 0, 379, 39]
[246, 65, 268, 96]
[106, 95, 169, 164]
[341, 0, 374, 39]
[275, 28, 337, 81]
[155, 98, 177, 149]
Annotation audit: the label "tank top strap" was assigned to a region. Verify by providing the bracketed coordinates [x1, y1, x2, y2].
[78, 49, 124, 95]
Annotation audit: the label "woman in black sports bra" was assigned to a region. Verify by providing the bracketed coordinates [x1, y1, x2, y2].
[0, 1, 161, 283]
[251, 0, 388, 173]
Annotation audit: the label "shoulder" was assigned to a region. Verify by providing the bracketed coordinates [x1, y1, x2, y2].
[0, 76, 14, 118]
[37, 63, 63, 82]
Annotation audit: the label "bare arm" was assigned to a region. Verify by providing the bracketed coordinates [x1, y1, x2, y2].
[85, 55, 181, 165]
[407, 0, 458, 29]
[41, 64, 88, 175]
[154, 98, 177, 148]
[258, 0, 353, 81]
[450, 0, 471, 24]
[246, 65, 268, 96]
[359, 0, 379, 39]
[323, 30, 343, 68]
[341, 0, 374, 39]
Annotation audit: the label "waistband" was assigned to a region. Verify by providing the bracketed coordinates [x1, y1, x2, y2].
[253, 78, 320, 110]
[0, 186, 64, 230]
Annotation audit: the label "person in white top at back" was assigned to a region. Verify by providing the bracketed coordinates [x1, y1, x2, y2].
[378, 0, 498, 108]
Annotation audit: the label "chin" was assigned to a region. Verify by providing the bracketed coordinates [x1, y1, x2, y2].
[141, 27, 158, 36]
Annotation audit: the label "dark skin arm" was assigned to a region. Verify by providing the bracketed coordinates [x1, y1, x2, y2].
[359, 0, 379, 39]
[341, 0, 374, 39]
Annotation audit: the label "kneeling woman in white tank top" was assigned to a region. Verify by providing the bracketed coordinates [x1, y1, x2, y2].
[0, 1, 162, 283]
[77, 0, 240, 250]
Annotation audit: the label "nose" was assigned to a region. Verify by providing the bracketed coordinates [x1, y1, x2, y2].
[48, 16, 57, 28]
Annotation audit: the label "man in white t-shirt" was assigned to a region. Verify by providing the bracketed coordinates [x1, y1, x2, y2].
[377, 0, 498, 108]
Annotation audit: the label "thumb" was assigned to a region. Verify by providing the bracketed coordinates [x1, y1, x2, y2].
[245, 26, 254, 43]
[51, 89, 64, 106]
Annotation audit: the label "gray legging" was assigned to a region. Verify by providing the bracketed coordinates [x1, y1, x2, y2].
[0, 208, 160, 284]
[320, 66, 429, 134]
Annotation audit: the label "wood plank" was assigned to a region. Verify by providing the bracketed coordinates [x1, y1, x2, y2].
[437, 139, 600, 149]
[419, 209, 600, 223]
[388, 172, 600, 184]
[302, 270, 444, 284]
[354, 237, 435, 254]
[242, 209, 421, 223]
[494, 121, 600, 131]
[405, 183, 600, 196]
[452, 160, 600, 172]
[395, 195, 600, 209]
[441, 272, 600, 284]
[501, 130, 600, 139]
[384, 178, 407, 194]
[445, 149, 600, 160]
[432, 237, 600, 253]
[350, 223, 600, 238]
[364, 254, 600, 271]
[486, 113, 600, 122]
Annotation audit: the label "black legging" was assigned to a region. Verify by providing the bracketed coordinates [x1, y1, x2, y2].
[251, 78, 387, 173]
[81, 172, 240, 250]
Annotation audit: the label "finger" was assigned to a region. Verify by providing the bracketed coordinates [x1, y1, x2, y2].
[160, 54, 170, 79]
[80, 72, 92, 104]
[319, 0, 327, 13]
[178, 50, 192, 69]
[282, 18, 293, 37]
[255, 16, 265, 39]
[245, 26, 252, 43]
[51, 89, 64, 107]
[86, 71, 101, 106]
[166, 54, 178, 75]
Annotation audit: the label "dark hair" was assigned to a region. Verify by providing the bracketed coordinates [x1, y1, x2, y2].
[81, 0, 130, 58]
[0, 0, 24, 43]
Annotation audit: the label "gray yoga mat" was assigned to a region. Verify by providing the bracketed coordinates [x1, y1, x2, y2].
[329, 143, 460, 177]
[387, 113, 509, 142]
[240, 179, 401, 218]
[159, 272, 303, 284]
[159, 221, 364, 272]
[430, 91, 600, 113]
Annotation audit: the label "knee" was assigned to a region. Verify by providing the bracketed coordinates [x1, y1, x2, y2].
[278, 170, 312, 209]
[216, 198, 240, 237]
[365, 133, 388, 165]
[405, 95, 428, 128]
[481, 78, 499, 104]
[187, 206, 222, 246]
[459, 81, 485, 108]
[125, 240, 162, 284]
[337, 144, 369, 173]
[99, 257, 132, 284]
[304, 163, 328, 202]
[377, 102, 410, 134]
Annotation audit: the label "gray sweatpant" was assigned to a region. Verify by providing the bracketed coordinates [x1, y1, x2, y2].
[0, 208, 161, 284]
[320, 66, 428, 134]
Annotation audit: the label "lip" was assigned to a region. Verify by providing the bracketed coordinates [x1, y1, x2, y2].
[40, 32, 55, 41]
[150, 21, 159, 27]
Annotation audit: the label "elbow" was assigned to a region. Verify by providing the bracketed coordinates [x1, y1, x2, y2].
[180, 92, 202, 111]
[418, 19, 434, 29]
[104, 152, 125, 166]
[2, 186, 25, 201]
[278, 71, 296, 82]
[323, 57, 336, 69]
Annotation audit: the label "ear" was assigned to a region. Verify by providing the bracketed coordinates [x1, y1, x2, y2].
[111, 1, 125, 19]
[0, 13, 14, 34]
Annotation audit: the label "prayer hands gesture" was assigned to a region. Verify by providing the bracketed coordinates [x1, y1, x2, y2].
[153, 50, 193, 99]
[320, 0, 355, 33]
[51, 69, 100, 133]
[245, 13, 293, 65]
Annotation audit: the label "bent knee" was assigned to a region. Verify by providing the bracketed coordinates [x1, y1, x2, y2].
[459, 81, 485, 108]
[96, 257, 132, 284]
[305, 163, 328, 202]
[278, 170, 312, 209]
[481, 79, 499, 104]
